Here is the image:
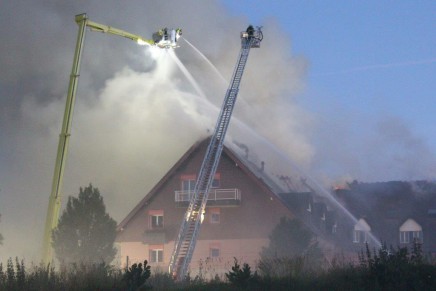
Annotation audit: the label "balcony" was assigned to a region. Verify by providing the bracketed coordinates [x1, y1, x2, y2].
[175, 188, 241, 207]
[143, 225, 178, 244]
[143, 230, 166, 244]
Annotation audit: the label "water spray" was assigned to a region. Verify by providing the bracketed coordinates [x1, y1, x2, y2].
[176, 31, 382, 250]
[182, 38, 228, 85]
[168, 50, 208, 99]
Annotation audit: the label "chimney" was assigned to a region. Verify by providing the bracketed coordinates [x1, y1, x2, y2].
[260, 161, 265, 172]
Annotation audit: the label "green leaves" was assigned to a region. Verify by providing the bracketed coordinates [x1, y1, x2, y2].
[261, 217, 319, 259]
[52, 184, 117, 265]
[225, 258, 256, 289]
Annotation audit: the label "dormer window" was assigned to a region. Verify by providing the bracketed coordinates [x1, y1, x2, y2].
[353, 218, 371, 243]
[399, 219, 422, 244]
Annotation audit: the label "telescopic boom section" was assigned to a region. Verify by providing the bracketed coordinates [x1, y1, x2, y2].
[169, 26, 263, 280]
[42, 13, 182, 265]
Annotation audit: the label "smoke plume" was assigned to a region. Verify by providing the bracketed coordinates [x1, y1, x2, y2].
[0, 1, 311, 260]
[1, 0, 435, 262]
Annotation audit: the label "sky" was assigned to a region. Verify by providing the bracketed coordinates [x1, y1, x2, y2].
[0, 0, 435, 260]
[222, 0, 436, 181]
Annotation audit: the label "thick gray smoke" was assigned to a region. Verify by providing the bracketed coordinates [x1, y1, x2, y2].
[1, 0, 435, 262]
[0, 1, 311, 260]
[310, 113, 436, 185]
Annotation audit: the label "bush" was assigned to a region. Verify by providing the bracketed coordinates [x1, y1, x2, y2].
[357, 241, 436, 290]
[0, 246, 434, 291]
[225, 258, 257, 289]
[123, 260, 151, 290]
[146, 271, 176, 291]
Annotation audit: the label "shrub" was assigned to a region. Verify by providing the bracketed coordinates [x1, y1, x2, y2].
[357, 241, 436, 290]
[225, 258, 257, 289]
[123, 260, 151, 290]
[146, 271, 177, 291]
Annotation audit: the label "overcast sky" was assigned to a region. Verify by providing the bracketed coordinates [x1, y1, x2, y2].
[1, 0, 435, 260]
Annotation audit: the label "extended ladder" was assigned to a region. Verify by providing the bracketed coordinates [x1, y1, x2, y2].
[169, 26, 263, 280]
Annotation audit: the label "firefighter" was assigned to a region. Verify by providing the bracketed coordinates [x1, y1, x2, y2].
[246, 25, 254, 37]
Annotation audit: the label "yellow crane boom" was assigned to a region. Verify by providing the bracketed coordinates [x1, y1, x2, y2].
[42, 13, 181, 265]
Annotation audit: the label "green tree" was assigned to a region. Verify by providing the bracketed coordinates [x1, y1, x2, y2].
[52, 184, 117, 264]
[259, 217, 324, 276]
[226, 258, 256, 289]
[261, 217, 316, 258]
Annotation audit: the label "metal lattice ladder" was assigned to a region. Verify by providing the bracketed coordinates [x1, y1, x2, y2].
[169, 27, 263, 280]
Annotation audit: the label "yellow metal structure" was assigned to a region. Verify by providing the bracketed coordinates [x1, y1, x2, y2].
[85, 17, 155, 46]
[42, 13, 175, 265]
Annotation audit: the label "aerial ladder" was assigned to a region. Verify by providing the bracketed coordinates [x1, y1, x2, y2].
[42, 13, 182, 265]
[169, 26, 263, 280]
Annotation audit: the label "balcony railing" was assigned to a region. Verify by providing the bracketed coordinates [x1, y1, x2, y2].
[175, 188, 241, 205]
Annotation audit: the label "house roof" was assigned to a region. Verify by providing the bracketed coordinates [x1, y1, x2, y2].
[334, 181, 436, 241]
[117, 137, 298, 230]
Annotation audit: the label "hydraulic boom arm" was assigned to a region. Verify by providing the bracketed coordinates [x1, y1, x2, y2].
[84, 18, 182, 48]
[42, 13, 182, 265]
[168, 25, 263, 280]
[85, 19, 155, 46]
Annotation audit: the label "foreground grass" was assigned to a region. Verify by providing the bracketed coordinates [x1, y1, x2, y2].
[1, 243, 435, 290]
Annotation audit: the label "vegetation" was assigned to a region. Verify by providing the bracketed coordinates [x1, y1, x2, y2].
[225, 258, 256, 289]
[1, 242, 434, 290]
[52, 184, 117, 265]
[259, 217, 324, 277]
[123, 260, 151, 290]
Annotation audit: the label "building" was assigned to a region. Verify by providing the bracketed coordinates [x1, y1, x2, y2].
[115, 138, 436, 276]
[115, 138, 300, 276]
[333, 181, 436, 255]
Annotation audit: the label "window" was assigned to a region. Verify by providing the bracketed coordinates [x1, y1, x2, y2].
[400, 231, 422, 244]
[307, 203, 311, 212]
[211, 173, 221, 188]
[210, 248, 220, 258]
[151, 215, 163, 228]
[399, 219, 422, 244]
[182, 179, 196, 191]
[209, 208, 220, 224]
[149, 245, 164, 263]
[332, 223, 337, 234]
[149, 210, 164, 229]
[209, 243, 221, 258]
[181, 174, 196, 195]
[211, 213, 220, 223]
[353, 230, 360, 243]
[353, 219, 371, 243]
[400, 231, 409, 243]
[353, 230, 368, 243]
